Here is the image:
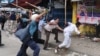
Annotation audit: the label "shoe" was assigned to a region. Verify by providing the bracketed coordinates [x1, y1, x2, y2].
[22, 53, 28, 56]
[54, 48, 59, 54]
[17, 53, 28, 56]
[54, 49, 58, 53]
[43, 47, 52, 50]
[56, 40, 61, 43]
[54, 47, 59, 53]
[43, 47, 47, 50]
[0, 44, 4, 47]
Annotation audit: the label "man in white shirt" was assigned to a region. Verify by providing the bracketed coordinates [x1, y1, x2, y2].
[43, 18, 63, 50]
[55, 22, 81, 53]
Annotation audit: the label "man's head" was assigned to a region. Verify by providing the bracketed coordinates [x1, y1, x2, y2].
[55, 18, 59, 23]
[31, 14, 41, 22]
[65, 22, 69, 27]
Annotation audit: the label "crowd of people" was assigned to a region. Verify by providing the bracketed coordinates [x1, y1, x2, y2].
[0, 6, 100, 56]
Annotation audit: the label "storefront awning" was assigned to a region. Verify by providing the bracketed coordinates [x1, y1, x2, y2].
[71, 0, 81, 2]
[2, 0, 42, 8]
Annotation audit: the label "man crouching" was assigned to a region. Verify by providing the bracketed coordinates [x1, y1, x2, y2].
[55, 22, 81, 53]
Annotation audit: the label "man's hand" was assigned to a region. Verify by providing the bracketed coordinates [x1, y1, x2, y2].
[56, 26, 63, 32]
[49, 22, 57, 25]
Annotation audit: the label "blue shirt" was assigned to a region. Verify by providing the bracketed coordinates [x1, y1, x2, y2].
[38, 18, 46, 32]
[29, 21, 37, 36]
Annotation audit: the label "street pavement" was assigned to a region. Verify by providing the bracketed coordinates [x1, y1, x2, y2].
[0, 31, 100, 56]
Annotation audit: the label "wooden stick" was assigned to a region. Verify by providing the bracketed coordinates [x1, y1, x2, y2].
[25, 2, 39, 9]
[16, 0, 18, 6]
[11, 3, 27, 10]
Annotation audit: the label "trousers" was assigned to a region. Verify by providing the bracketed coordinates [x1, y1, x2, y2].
[59, 33, 71, 48]
[17, 38, 40, 56]
[44, 28, 59, 49]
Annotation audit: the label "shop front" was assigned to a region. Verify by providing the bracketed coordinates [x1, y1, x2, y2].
[77, 0, 100, 24]
[74, 0, 100, 37]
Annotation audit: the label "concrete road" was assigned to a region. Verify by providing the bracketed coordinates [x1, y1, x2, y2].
[0, 31, 100, 56]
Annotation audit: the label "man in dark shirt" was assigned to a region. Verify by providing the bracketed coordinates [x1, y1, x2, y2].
[92, 20, 100, 42]
[0, 12, 4, 46]
[0, 12, 6, 30]
[10, 11, 16, 21]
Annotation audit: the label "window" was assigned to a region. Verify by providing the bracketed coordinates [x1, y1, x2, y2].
[1, 0, 14, 3]
[1, 0, 8, 3]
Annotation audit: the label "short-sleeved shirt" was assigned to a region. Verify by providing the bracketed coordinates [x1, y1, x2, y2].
[44, 19, 58, 31]
[64, 22, 80, 36]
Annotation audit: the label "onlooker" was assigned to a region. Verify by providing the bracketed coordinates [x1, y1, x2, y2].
[10, 11, 16, 21]
[0, 12, 4, 46]
[0, 12, 6, 30]
[92, 20, 100, 42]
[16, 13, 30, 30]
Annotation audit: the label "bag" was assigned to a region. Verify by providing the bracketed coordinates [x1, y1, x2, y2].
[14, 24, 30, 41]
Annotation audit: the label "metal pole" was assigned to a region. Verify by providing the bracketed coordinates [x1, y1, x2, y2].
[49, 0, 52, 11]
[25, 2, 39, 9]
[90, 0, 94, 22]
[65, 0, 67, 24]
[92, 0, 94, 18]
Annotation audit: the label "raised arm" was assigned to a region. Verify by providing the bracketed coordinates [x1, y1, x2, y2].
[36, 9, 47, 19]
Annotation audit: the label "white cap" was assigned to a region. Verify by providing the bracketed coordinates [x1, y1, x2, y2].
[30, 14, 39, 21]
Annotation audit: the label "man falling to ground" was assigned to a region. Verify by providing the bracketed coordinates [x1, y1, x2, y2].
[55, 22, 81, 53]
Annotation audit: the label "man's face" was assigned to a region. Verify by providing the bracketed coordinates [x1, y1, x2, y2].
[55, 19, 59, 23]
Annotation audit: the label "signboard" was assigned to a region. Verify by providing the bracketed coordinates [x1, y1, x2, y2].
[79, 16, 100, 24]
[77, 0, 100, 24]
